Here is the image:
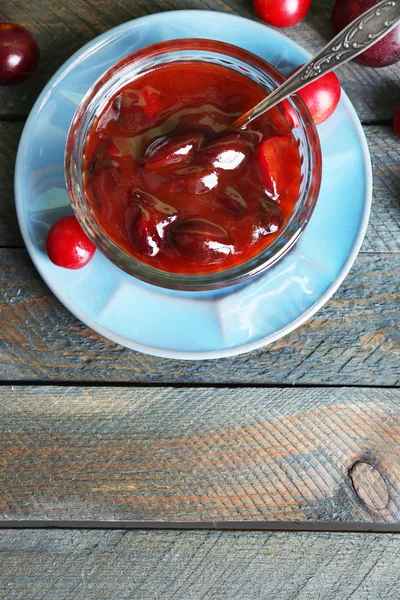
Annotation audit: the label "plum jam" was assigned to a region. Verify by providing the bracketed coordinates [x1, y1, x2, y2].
[84, 61, 301, 275]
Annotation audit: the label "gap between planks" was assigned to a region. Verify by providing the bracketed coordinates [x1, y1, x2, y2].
[1, 521, 400, 533]
[0, 115, 27, 122]
[1, 381, 400, 389]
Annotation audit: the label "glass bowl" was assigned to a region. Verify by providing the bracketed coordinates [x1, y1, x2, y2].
[65, 38, 322, 291]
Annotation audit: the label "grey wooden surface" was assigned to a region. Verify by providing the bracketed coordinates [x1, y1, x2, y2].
[1, 529, 400, 599]
[1, 250, 399, 383]
[1, 386, 400, 522]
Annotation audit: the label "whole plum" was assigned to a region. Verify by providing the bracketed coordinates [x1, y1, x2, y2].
[332, 0, 400, 67]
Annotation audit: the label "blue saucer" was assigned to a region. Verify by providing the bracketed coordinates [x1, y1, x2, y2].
[15, 10, 372, 359]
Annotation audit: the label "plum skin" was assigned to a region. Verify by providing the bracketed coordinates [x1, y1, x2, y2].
[332, 0, 400, 68]
[0, 23, 40, 85]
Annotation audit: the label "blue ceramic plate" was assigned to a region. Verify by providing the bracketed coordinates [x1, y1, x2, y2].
[15, 10, 372, 359]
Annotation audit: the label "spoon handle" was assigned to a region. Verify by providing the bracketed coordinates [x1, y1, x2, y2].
[233, 0, 400, 129]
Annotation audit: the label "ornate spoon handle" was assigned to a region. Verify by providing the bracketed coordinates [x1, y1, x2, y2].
[233, 0, 400, 129]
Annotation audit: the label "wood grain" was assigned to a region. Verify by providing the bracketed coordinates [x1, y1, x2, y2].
[1, 529, 400, 599]
[362, 126, 400, 254]
[1, 386, 399, 521]
[1, 123, 399, 251]
[349, 462, 390, 511]
[0, 0, 398, 121]
[1, 249, 399, 384]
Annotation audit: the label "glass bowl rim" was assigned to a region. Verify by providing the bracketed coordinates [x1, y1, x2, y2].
[65, 38, 322, 291]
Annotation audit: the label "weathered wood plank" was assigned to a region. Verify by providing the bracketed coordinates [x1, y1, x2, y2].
[1, 122, 399, 251]
[363, 126, 400, 253]
[1, 530, 400, 599]
[0, 0, 398, 121]
[1, 386, 399, 521]
[0, 249, 398, 384]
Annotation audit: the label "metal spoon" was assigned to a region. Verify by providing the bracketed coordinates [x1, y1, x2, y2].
[233, 0, 400, 130]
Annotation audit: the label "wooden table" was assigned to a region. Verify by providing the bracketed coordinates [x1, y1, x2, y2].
[1, 0, 399, 597]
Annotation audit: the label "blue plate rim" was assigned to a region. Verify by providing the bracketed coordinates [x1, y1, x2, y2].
[15, 10, 372, 360]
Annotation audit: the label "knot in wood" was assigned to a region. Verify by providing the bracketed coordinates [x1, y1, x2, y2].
[349, 461, 389, 510]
